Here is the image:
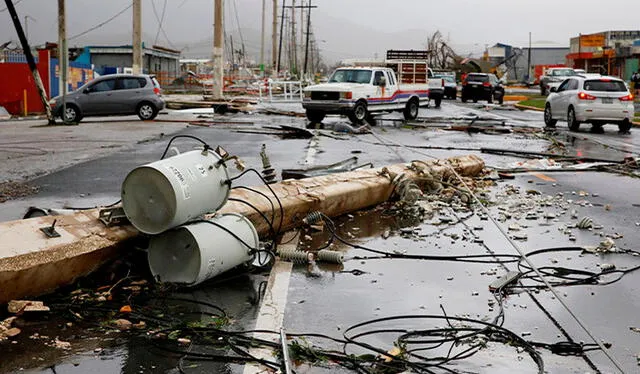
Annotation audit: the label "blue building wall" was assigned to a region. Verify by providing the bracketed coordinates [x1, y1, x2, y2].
[50, 58, 94, 97]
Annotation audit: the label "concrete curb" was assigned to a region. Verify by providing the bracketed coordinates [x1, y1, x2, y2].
[514, 103, 543, 112]
[503, 95, 529, 102]
[514, 103, 640, 127]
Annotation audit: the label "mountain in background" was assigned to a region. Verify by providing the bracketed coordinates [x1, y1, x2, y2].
[65, 12, 484, 65]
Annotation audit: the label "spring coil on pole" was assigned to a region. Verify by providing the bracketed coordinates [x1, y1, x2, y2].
[278, 248, 309, 264]
[303, 211, 323, 225]
[317, 249, 344, 264]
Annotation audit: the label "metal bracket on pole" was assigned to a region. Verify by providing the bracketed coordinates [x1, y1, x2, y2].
[40, 219, 61, 238]
[99, 207, 129, 227]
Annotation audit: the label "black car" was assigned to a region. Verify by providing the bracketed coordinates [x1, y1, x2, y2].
[461, 73, 505, 104]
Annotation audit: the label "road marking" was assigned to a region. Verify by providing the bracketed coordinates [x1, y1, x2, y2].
[243, 237, 297, 374]
[530, 172, 556, 182]
[304, 135, 319, 165]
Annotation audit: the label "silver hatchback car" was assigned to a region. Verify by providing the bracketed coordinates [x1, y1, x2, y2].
[50, 74, 165, 123]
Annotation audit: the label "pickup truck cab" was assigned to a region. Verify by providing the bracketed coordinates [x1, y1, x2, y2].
[302, 51, 444, 125]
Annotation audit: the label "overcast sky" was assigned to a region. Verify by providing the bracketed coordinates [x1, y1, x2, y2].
[1, 0, 639, 61]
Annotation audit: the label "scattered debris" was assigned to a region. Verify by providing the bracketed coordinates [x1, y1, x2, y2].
[8, 300, 50, 314]
[282, 157, 371, 180]
[53, 338, 72, 350]
[0, 181, 39, 203]
[111, 319, 133, 331]
[0, 105, 10, 120]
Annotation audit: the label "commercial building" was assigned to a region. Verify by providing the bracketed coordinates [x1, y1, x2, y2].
[486, 43, 569, 83]
[567, 31, 640, 79]
[75, 44, 181, 85]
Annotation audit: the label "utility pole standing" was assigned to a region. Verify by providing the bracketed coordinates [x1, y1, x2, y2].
[527, 32, 531, 84]
[260, 0, 265, 75]
[272, 0, 278, 72]
[3, 0, 54, 123]
[132, 0, 142, 74]
[290, 0, 296, 73]
[276, 0, 286, 74]
[302, 0, 313, 79]
[58, 0, 68, 121]
[212, 0, 224, 99]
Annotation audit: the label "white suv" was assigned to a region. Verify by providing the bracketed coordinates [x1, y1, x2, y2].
[543, 76, 634, 133]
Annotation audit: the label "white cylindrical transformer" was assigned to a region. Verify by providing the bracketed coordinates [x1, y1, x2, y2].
[147, 213, 259, 286]
[121, 149, 230, 234]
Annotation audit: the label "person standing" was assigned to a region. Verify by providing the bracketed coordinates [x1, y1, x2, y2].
[634, 70, 640, 96]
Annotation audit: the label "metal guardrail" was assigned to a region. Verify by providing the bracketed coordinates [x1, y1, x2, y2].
[259, 80, 303, 102]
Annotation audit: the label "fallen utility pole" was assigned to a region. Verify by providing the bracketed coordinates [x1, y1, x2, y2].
[0, 155, 484, 304]
[4, 0, 54, 124]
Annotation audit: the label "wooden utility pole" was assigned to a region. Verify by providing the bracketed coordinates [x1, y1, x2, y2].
[58, 0, 68, 121]
[4, 0, 54, 123]
[303, 0, 313, 78]
[276, 0, 286, 73]
[132, 0, 142, 74]
[290, 0, 296, 73]
[212, 0, 224, 99]
[260, 0, 265, 74]
[272, 0, 278, 72]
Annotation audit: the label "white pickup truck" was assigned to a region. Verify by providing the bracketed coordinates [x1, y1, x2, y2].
[302, 50, 444, 124]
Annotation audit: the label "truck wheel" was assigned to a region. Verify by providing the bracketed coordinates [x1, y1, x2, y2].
[348, 101, 368, 124]
[433, 95, 442, 108]
[568, 107, 580, 131]
[365, 113, 377, 126]
[306, 110, 325, 123]
[461, 96, 468, 103]
[403, 98, 419, 120]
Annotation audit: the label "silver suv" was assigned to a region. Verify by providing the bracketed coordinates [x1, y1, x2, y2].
[50, 74, 165, 123]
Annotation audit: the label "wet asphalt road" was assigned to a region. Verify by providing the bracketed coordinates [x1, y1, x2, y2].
[3, 99, 640, 373]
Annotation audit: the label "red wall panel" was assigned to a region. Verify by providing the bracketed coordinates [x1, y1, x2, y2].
[0, 50, 50, 115]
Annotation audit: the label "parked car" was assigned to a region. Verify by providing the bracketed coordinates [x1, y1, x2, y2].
[435, 74, 458, 99]
[543, 75, 634, 133]
[461, 73, 504, 104]
[50, 74, 165, 123]
[539, 67, 576, 95]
